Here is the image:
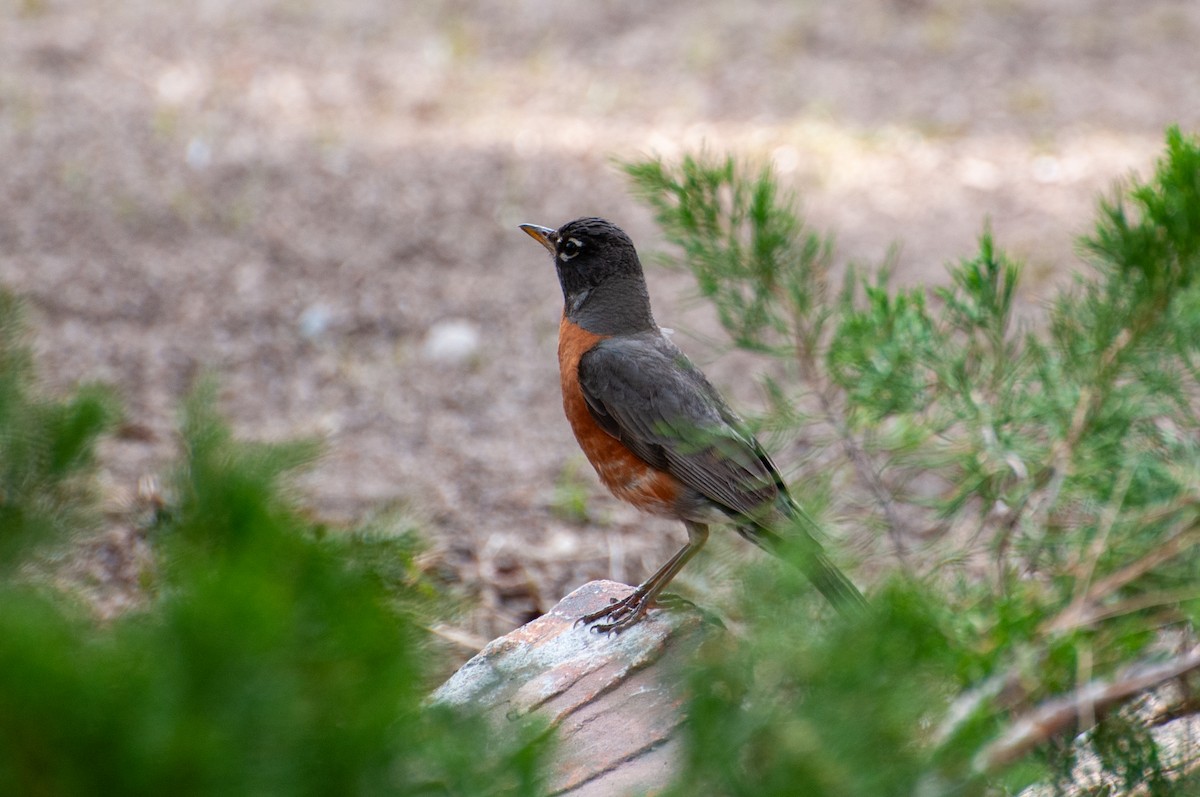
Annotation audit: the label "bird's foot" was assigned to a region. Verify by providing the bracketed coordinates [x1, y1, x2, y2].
[577, 587, 653, 634]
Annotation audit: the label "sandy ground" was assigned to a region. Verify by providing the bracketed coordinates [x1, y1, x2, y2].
[2, 0, 1198, 641]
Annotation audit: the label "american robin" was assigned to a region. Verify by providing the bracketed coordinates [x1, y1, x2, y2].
[520, 217, 866, 632]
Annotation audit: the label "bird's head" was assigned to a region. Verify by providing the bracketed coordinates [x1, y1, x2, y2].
[519, 217, 655, 333]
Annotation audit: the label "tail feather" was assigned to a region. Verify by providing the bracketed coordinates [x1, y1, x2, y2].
[738, 498, 868, 616]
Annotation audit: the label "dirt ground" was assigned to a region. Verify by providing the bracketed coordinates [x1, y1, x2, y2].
[2, 0, 1198, 643]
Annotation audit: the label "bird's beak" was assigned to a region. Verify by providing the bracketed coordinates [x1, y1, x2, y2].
[519, 223, 556, 255]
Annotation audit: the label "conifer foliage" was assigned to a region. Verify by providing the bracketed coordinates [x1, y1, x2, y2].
[627, 129, 1200, 796]
[0, 316, 545, 796]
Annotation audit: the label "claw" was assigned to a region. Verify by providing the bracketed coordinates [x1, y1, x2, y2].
[577, 588, 652, 634]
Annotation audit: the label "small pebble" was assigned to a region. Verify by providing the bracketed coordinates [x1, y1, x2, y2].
[298, 303, 333, 339]
[422, 319, 481, 363]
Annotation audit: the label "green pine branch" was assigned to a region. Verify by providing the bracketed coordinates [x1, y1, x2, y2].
[625, 127, 1200, 796]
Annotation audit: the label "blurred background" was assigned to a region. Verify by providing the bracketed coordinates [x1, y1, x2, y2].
[1, 0, 1197, 640]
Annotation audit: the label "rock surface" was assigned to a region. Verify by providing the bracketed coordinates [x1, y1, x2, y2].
[433, 580, 717, 796]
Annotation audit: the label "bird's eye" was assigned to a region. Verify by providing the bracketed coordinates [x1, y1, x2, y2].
[559, 238, 582, 261]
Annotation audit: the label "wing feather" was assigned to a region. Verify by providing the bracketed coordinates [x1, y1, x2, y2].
[580, 334, 869, 614]
[578, 335, 782, 519]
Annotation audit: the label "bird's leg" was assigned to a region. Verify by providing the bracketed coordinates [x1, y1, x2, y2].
[580, 522, 709, 633]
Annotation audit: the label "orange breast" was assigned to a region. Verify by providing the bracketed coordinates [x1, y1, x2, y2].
[557, 316, 681, 516]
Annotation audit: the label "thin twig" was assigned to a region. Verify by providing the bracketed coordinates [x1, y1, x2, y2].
[1044, 518, 1200, 634]
[932, 653, 1038, 749]
[1070, 459, 1135, 585]
[820, 385, 914, 566]
[424, 623, 491, 653]
[1002, 329, 1137, 577]
[1005, 384, 1093, 575]
[785, 299, 914, 567]
[973, 647, 1200, 775]
[1077, 587, 1200, 626]
[793, 326, 913, 565]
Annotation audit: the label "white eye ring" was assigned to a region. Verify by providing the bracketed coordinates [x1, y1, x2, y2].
[559, 237, 583, 262]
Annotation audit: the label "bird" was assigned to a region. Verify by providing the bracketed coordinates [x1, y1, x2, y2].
[519, 217, 866, 632]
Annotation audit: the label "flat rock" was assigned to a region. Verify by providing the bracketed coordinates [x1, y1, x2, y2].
[433, 580, 718, 796]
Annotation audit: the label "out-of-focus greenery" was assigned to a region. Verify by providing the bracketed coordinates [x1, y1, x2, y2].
[0, 318, 547, 796]
[0, 293, 118, 571]
[627, 128, 1200, 795]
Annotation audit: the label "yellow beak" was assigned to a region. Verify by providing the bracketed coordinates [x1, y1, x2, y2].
[519, 223, 556, 254]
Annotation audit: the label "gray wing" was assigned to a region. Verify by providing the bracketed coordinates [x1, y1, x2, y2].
[582, 335, 870, 615]
[577, 334, 785, 519]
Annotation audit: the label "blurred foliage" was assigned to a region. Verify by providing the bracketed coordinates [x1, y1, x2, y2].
[0, 353, 546, 794]
[0, 292, 119, 571]
[672, 576, 958, 796]
[549, 459, 595, 525]
[627, 128, 1200, 795]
